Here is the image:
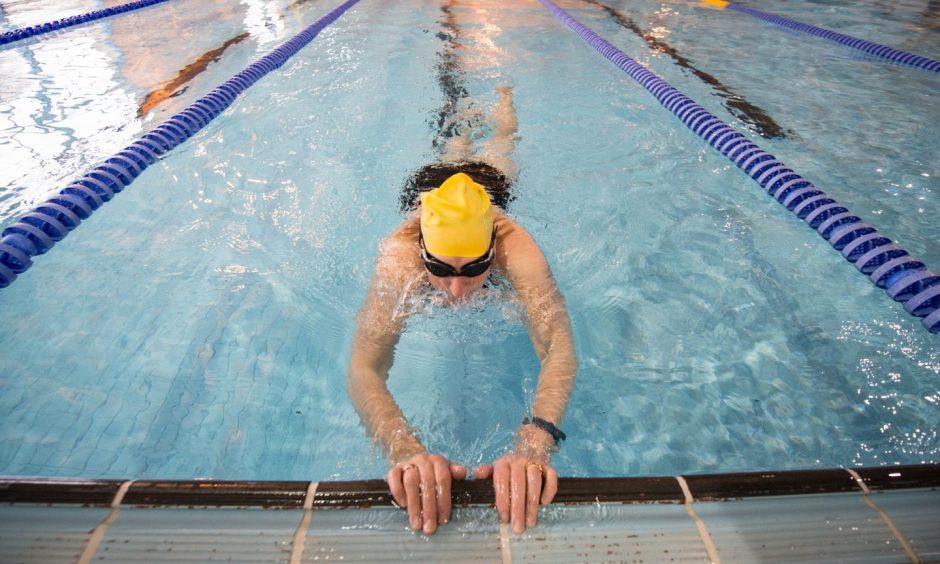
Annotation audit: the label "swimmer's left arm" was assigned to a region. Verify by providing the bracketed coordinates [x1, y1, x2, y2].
[500, 222, 577, 457]
[475, 220, 577, 533]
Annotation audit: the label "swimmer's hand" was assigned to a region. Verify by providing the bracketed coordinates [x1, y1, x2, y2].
[386, 453, 467, 535]
[473, 453, 559, 534]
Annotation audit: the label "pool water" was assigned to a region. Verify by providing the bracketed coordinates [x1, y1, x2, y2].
[0, 0, 937, 481]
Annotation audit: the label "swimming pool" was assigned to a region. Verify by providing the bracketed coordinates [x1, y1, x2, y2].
[0, 0, 937, 483]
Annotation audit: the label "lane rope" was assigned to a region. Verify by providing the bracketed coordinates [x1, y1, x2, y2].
[536, 0, 940, 333]
[708, 1, 940, 73]
[0, 0, 363, 289]
[0, 0, 172, 47]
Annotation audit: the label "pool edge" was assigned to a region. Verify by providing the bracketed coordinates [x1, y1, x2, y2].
[1, 463, 936, 508]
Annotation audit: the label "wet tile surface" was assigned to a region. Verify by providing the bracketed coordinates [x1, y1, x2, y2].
[303, 506, 501, 562]
[0, 505, 110, 564]
[95, 506, 300, 563]
[509, 503, 708, 563]
[693, 492, 909, 563]
[870, 487, 940, 562]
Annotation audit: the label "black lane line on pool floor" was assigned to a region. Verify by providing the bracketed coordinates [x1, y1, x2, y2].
[584, 0, 790, 140]
[137, 33, 251, 118]
[431, 0, 471, 155]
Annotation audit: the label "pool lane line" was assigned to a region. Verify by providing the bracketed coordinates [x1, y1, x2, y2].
[0, 0, 172, 48]
[704, 1, 940, 73]
[676, 476, 721, 563]
[583, 0, 788, 140]
[846, 469, 921, 563]
[0, 0, 364, 290]
[289, 481, 320, 564]
[535, 0, 940, 334]
[77, 479, 134, 564]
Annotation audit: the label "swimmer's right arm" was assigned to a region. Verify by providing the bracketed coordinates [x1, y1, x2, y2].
[346, 273, 417, 455]
[347, 247, 466, 534]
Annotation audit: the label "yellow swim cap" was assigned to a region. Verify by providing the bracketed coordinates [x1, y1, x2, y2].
[420, 173, 494, 258]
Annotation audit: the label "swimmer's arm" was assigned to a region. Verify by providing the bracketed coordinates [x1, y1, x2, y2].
[347, 262, 426, 463]
[504, 230, 578, 458]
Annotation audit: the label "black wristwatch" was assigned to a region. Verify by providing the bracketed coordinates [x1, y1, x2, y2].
[522, 416, 567, 445]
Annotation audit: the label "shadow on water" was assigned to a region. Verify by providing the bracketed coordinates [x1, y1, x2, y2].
[584, 0, 791, 140]
[699, 205, 883, 468]
[140, 275, 269, 473]
[918, 0, 940, 31]
[137, 33, 250, 118]
[287, 0, 319, 9]
[586, 187, 885, 473]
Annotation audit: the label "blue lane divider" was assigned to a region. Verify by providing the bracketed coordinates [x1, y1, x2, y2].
[537, 0, 940, 334]
[0, 0, 362, 289]
[723, 2, 940, 73]
[0, 0, 172, 47]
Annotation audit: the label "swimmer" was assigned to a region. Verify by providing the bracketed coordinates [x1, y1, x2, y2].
[348, 89, 577, 536]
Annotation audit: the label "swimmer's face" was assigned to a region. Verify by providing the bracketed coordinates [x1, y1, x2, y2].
[426, 254, 491, 300]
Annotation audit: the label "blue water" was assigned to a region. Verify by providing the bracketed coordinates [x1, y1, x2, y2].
[0, 0, 937, 481]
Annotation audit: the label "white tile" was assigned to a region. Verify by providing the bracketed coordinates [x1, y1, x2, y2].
[0, 505, 110, 564]
[694, 492, 909, 563]
[509, 502, 709, 563]
[869, 487, 940, 562]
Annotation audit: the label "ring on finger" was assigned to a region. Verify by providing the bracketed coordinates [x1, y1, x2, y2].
[400, 463, 418, 474]
[526, 461, 544, 475]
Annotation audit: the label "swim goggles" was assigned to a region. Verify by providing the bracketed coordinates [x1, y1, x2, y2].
[418, 227, 495, 278]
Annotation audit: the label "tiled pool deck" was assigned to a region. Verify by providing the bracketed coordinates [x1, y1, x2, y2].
[1, 464, 937, 562]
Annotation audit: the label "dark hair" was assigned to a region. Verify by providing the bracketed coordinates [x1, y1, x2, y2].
[400, 161, 514, 212]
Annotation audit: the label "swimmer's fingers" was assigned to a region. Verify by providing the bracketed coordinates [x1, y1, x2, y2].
[416, 457, 438, 535]
[510, 458, 527, 534]
[451, 463, 468, 481]
[472, 463, 493, 480]
[432, 456, 453, 526]
[525, 462, 543, 529]
[541, 464, 559, 506]
[402, 463, 423, 531]
[492, 457, 512, 525]
[488, 454, 552, 533]
[386, 465, 406, 508]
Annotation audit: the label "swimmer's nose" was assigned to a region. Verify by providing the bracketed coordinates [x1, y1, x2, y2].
[447, 277, 474, 300]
